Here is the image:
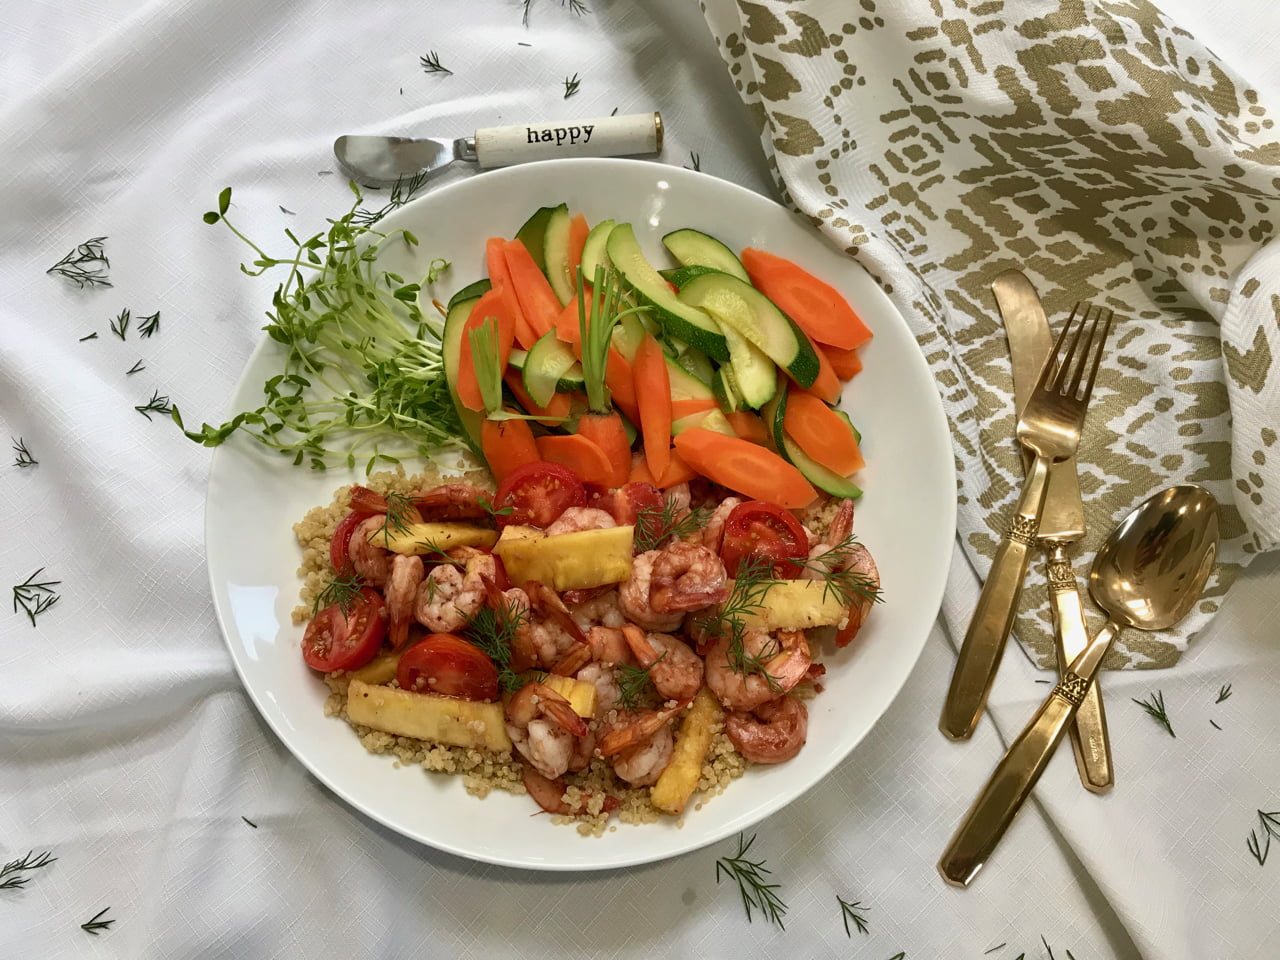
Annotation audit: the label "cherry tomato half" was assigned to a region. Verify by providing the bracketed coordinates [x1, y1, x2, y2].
[493, 461, 586, 529]
[397, 633, 500, 702]
[719, 500, 810, 578]
[301, 587, 387, 672]
[330, 510, 373, 573]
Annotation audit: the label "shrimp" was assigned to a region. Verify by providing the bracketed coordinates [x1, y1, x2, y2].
[598, 700, 685, 787]
[649, 542, 730, 614]
[415, 556, 490, 632]
[801, 499, 879, 647]
[699, 496, 742, 552]
[619, 551, 685, 632]
[349, 515, 392, 587]
[570, 588, 627, 631]
[621, 625, 704, 701]
[544, 507, 617, 535]
[384, 554, 424, 649]
[576, 661, 624, 715]
[585, 626, 635, 666]
[725, 696, 808, 764]
[521, 763, 619, 816]
[505, 681, 590, 781]
[704, 629, 812, 711]
[413, 482, 495, 520]
[664, 483, 692, 514]
[480, 576, 538, 672]
[521, 581, 592, 674]
[833, 543, 879, 648]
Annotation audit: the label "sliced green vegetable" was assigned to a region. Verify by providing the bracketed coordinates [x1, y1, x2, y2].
[542, 203, 573, 305]
[661, 228, 751, 282]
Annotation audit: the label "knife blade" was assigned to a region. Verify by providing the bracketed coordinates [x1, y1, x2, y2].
[335, 112, 664, 188]
[991, 269, 1113, 793]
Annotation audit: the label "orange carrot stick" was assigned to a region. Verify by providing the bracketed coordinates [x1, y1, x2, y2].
[740, 247, 872, 350]
[822, 343, 864, 380]
[804, 329, 843, 403]
[481, 417, 540, 483]
[576, 411, 632, 488]
[725, 411, 770, 445]
[783, 392, 864, 476]
[672, 428, 818, 508]
[655, 448, 698, 488]
[457, 286, 517, 412]
[504, 239, 562, 339]
[567, 213, 589, 278]
[486, 238, 536, 350]
[670, 397, 717, 421]
[535, 433, 614, 487]
[632, 335, 672, 483]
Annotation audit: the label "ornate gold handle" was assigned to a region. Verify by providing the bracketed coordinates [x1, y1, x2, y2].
[941, 455, 1052, 740]
[1045, 542, 1113, 793]
[938, 621, 1120, 886]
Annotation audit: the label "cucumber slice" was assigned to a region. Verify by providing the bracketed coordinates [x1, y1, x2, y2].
[665, 355, 718, 404]
[673, 345, 715, 387]
[542, 203, 573, 305]
[672, 407, 736, 437]
[719, 321, 777, 409]
[781, 432, 863, 499]
[440, 294, 486, 457]
[760, 382, 787, 453]
[661, 228, 751, 283]
[515, 205, 558, 272]
[580, 219, 615, 279]
[677, 272, 819, 388]
[612, 312, 646, 363]
[607, 223, 729, 362]
[834, 407, 863, 444]
[445, 278, 492, 313]
[659, 264, 722, 289]
[523, 330, 581, 407]
[712, 365, 744, 414]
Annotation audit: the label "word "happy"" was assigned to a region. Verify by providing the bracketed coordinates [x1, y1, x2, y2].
[527, 124, 595, 146]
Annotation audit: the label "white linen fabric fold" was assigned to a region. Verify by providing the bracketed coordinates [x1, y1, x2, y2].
[2, 1, 1276, 958]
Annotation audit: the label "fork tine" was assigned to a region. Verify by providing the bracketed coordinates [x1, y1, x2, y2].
[1053, 302, 1091, 394]
[1077, 307, 1114, 403]
[1037, 304, 1079, 393]
[1065, 304, 1102, 398]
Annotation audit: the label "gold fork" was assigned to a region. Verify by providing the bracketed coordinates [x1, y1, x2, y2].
[940, 302, 1115, 741]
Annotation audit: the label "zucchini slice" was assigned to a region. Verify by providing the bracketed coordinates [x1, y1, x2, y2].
[661, 228, 751, 282]
[542, 203, 573, 305]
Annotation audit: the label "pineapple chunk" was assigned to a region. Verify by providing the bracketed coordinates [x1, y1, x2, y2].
[539, 674, 599, 719]
[493, 524, 634, 590]
[346, 650, 401, 686]
[346, 680, 511, 753]
[651, 686, 722, 815]
[736, 579, 848, 631]
[366, 521, 498, 556]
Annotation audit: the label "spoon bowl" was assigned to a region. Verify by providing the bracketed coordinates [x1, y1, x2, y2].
[939, 484, 1220, 886]
[1088, 483, 1219, 631]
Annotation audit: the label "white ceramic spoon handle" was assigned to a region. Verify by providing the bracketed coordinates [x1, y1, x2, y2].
[473, 112, 663, 168]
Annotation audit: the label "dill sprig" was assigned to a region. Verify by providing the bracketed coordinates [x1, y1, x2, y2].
[12, 437, 37, 468]
[633, 499, 709, 553]
[1132, 690, 1174, 738]
[126, 359, 145, 376]
[79, 331, 99, 341]
[138, 311, 161, 338]
[463, 597, 528, 693]
[136, 390, 174, 421]
[1216, 683, 1232, 703]
[694, 555, 780, 687]
[47, 236, 111, 288]
[352, 172, 431, 228]
[12, 568, 60, 627]
[801, 533, 883, 609]
[109, 308, 130, 340]
[616, 653, 664, 711]
[1247, 809, 1280, 866]
[837, 896, 869, 936]
[311, 571, 363, 616]
[241, 816, 258, 828]
[375, 491, 418, 548]
[175, 185, 465, 474]
[523, 0, 588, 26]
[81, 907, 114, 935]
[715, 833, 787, 929]
[563, 72, 581, 99]
[685, 151, 701, 172]
[419, 51, 452, 75]
[0, 850, 57, 890]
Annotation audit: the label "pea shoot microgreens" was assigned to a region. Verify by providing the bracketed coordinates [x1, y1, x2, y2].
[173, 186, 465, 473]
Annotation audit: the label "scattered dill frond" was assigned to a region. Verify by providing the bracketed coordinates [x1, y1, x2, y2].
[109, 308, 130, 340]
[1210, 719, 1223, 730]
[79, 331, 99, 341]
[81, 907, 114, 935]
[419, 51, 452, 75]
[694, 555, 780, 689]
[241, 816, 258, 828]
[685, 151, 701, 171]
[12, 568, 60, 627]
[12, 437, 37, 468]
[135, 390, 173, 421]
[800, 532, 883, 609]
[352, 171, 431, 228]
[311, 571, 363, 616]
[984, 945, 1007, 955]
[378, 491, 418, 547]
[1132, 690, 1174, 738]
[523, 0, 588, 26]
[47, 237, 111, 288]
[138, 311, 161, 338]
[715, 833, 787, 929]
[837, 896, 869, 936]
[1216, 683, 1232, 703]
[563, 72, 581, 99]
[126, 359, 145, 376]
[0, 850, 56, 890]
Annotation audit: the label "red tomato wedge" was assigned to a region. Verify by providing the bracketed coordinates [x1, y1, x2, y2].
[672, 428, 817, 508]
[398, 634, 499, 702]
[301, 587, 386, 672]
[783, 392, 865, 477]
[493, 460, 587, 529]
[719, 500, 809, 578]
[740, 247, 872, 350]
[330, 509, 372, 573]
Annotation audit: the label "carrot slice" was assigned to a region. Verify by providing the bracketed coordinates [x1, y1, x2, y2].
[576, 411, 632, 488]
[481, 417, 540, 484]
[672, 428, 818, 508]
[536, 433, 614, 488]
[783, 392, 864, 476]
[567, 213, 589, 278]
[554, 291, 586, 347]
[503, 371, 574, 426]
[504, 239, 561, 339]
[822, 343, 863, 380]
[605, 348, 640, 424]
[632, 335, 672, 484]
[656, 448, 698, 489]
[486, 239, 536, 350]
[804, 328, 843, 403]
[725, 411, 770, 445]
[457, 285, 517, 412]
[670, 397, 717, 420]
[740, 247, 872, 350]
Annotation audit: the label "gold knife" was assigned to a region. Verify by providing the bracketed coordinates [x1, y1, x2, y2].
[990, 269, 1113, 793]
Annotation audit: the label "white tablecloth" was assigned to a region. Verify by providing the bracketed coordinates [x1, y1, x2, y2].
[2, 2, 1276, 957]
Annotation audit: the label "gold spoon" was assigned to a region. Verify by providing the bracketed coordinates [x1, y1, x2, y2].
[938, 484, 1220, 887]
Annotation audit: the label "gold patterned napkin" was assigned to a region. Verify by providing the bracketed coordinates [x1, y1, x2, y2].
[700, 0, 1280, 668]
